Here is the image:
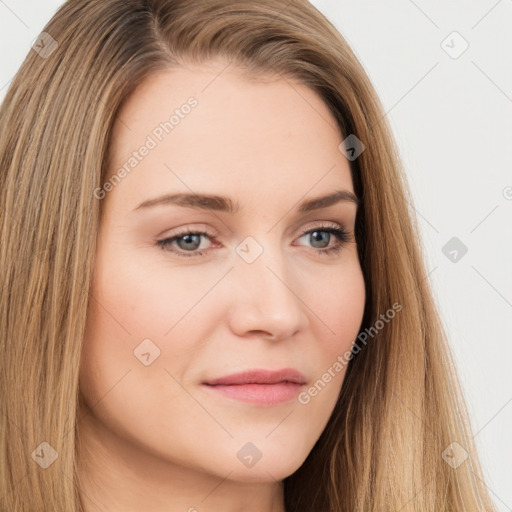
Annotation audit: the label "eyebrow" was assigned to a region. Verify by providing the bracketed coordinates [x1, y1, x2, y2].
[133, 189, 359, 214]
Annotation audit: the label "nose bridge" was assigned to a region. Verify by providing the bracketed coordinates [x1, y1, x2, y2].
[228, 234, 308, 338]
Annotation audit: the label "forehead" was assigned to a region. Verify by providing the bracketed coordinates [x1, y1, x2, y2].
[105, 62, 353, 212]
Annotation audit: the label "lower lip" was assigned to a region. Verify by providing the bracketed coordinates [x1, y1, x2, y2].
[202, 382, 304, 406]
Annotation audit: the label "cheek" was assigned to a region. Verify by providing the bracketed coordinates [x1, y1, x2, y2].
[78, 269, 202, 456]
[78, 251, 212, 410]
[306, 259, 366, 352]
[288, 259, 365, 414]
[93, 249, 216, 338]
[84, 249, 207, 361]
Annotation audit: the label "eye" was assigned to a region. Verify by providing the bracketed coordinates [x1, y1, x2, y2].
[295, 223, 352, 256]
[157, 227, 214, 258]
[156, 223, 353, 258]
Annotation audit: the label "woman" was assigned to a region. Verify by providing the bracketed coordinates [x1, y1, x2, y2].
[0, 0, 497, 510]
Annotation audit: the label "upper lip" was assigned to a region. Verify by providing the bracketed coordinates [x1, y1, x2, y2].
[203, 368, 307, 386]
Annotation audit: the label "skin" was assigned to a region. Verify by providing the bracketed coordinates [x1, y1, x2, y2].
[77, 58, 366, 512]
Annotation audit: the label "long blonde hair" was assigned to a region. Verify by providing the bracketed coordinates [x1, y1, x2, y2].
[0, 1, 496, 510]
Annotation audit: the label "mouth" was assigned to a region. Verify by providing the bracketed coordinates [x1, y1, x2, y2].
[201, 368, 307, 407]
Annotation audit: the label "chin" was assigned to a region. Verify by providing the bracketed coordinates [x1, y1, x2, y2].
[216, 439, 311, 483]
[223, 460, 303, 484]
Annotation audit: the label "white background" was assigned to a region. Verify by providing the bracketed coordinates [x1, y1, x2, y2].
[1, 0, 511, 509]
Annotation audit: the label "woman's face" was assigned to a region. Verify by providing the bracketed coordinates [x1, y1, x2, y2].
[79, 61, 365, 487]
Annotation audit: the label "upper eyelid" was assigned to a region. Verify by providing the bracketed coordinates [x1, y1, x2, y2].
[164, 220, 347, 238]
[160, 222, 351, 248]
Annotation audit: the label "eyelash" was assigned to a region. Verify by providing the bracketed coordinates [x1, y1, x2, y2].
[156, 223, 352, 258]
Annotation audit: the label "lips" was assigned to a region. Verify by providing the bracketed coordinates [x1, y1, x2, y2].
[201, 368, 307, 406]
[202, 368, 307, 386]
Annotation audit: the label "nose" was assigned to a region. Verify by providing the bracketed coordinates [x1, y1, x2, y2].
[226, 244, 309, 341]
